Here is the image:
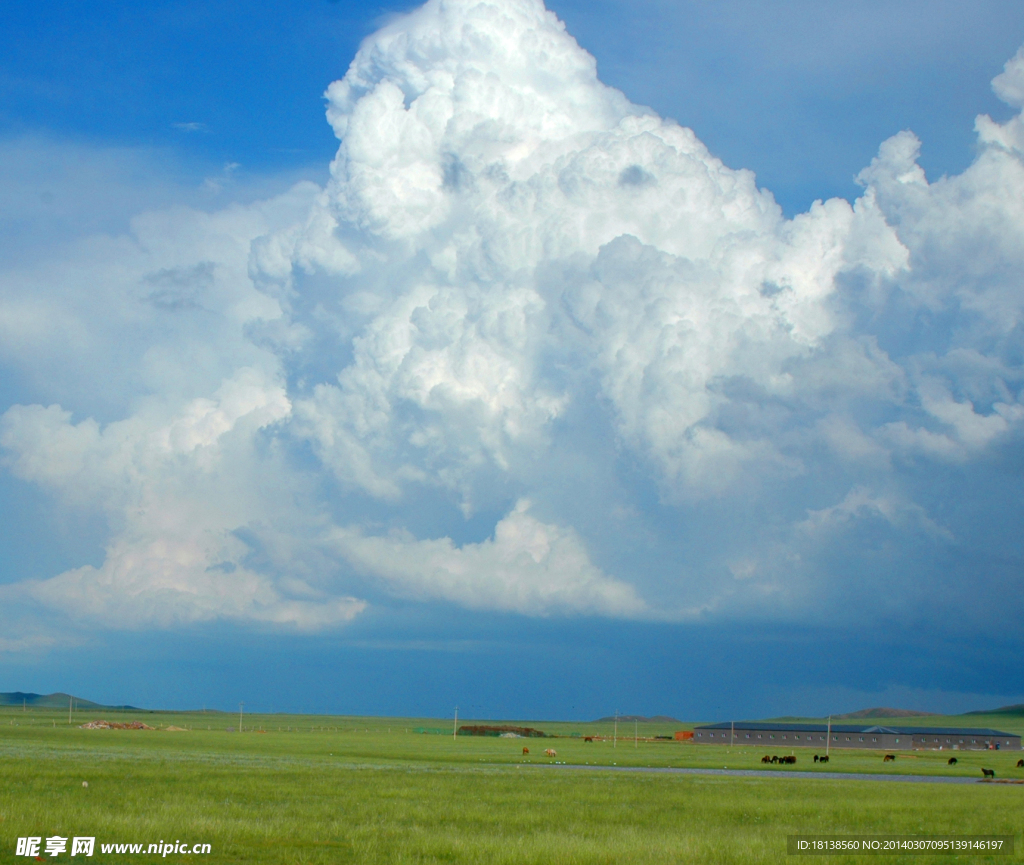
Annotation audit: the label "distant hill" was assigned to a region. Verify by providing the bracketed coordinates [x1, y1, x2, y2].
[594, 715, 680, 723]
[833, 707, 939, 719]
[765, 708, 940, 723]
[0, 692, 139, 710]
[963, 704, 1024, 716]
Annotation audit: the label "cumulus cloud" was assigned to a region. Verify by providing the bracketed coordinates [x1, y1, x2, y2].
[279, 0, 920, 505]
[797, 486, 953, 542]
[329, 500, 647, 617]
[992, 45, 1024, 109]
[0, 368, 365, 631]
[2, 0, 1024, 636]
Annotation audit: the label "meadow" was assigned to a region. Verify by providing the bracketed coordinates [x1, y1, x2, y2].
[1, 706, 1021, 864]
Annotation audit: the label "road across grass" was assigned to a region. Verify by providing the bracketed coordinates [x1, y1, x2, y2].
[539, 763, 1006, 784]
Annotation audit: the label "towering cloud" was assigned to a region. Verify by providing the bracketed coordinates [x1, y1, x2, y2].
[2, 0, 1023, 639]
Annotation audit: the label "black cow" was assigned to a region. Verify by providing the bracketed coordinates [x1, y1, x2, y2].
[1016, 759, 1023, 768]
[818, 755, 829, 763]
[947, 757, 957, 765]
[813, 754, 819, 763]
[982, 768, 995, 779]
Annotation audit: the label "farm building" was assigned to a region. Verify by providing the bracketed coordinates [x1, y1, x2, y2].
[693, 722, 1021, 751]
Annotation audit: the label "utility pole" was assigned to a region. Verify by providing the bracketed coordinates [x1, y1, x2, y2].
[826, 715, 831, 758]
[613, 711, 618, 748]
[453, 706, 458, 741]
[239, 702, 244, 733]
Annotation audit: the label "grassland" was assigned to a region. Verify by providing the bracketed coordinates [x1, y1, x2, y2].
[1, 706, 1021, 864]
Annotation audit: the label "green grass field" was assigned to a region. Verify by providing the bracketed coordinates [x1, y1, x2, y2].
[1, 707, 1021, 863]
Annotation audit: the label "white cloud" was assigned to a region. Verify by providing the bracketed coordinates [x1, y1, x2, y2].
[797, 486, 952, 542]
[0, 366, 365, 631]
[0, 634, 67, 654]
[281, 0, 912, 503]
[992, 45, 1024, 109]
[329, 500, 647, 617]
[2, 0, 1024, 634]
[5, 543, 366, 632]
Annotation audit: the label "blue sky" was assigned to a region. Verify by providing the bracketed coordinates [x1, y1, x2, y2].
[5, 1, 1024, 211]
[2, 0, 1024, 721]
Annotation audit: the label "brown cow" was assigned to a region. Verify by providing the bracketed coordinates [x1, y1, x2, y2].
[947, 757, 957, 765]
[1016, 759, 1023, 768]
[818, 755, 829, 763]
[544, 748, 557, 758]
[883, 754, 895, 762]
[761, 755, 771, 763]
[522, 746, 529, 755]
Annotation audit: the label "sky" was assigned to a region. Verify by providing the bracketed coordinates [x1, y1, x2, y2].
[2, 0, 1024, 722]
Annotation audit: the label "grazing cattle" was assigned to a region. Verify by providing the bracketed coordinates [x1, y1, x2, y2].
[522, 747, 529, 755]
[544, 748, 557, 758]
[1016, 759, 1024, 768]
[818, 755, 829, 763]
[584, 737, 593, 743]
[813, 755, 819, 763]
[780, 755, 796, 765]
[770, 756, 779, 764]
[883, 754, 896, 762]
[982, 768, 995, 779]
[947, 757, 957, 765]
[761, 755, 771, 764]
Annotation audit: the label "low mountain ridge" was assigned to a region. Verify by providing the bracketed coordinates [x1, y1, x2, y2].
[0, 692, 138, 710]
[833, 707, 939, 719]
[963, 704, 1024, 716]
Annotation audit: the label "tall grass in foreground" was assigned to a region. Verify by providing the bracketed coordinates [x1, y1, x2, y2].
[1, 732, 1020, 864]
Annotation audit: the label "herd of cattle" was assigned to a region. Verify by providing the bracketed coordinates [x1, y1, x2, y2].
[754, 751, 1017, 778]
[519, 739, 1022, 779]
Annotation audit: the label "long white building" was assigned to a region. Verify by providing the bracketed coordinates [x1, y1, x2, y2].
[693, 721, 1020, 750]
